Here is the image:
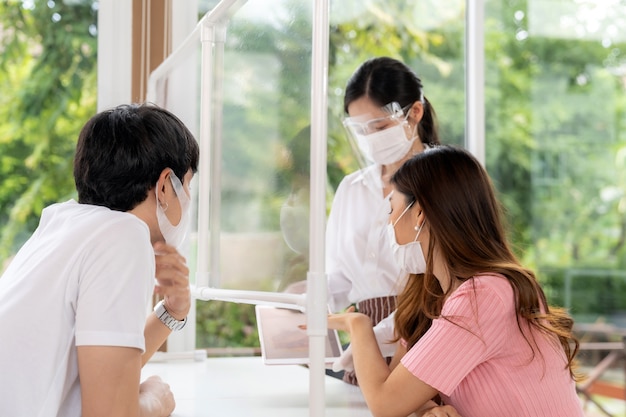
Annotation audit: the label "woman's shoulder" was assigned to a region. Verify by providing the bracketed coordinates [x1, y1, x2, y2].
[442, 273, 517, 326]
[454, 273, 514, 305]
[473, 272, 511, 289]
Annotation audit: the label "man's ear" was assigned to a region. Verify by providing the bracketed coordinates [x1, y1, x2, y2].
[156, 168, 172, 202]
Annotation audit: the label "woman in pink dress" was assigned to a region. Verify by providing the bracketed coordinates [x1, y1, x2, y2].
[327, 145, 584, 417]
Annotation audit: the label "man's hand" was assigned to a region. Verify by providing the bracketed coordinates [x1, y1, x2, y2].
[153, 242, 190, 320]
[139, 375, 175, 417]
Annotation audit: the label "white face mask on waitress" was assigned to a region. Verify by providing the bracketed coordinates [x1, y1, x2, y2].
[156, 171, 191, 248]
[345, 102, 417, 165]
[356, 122, 416, 165]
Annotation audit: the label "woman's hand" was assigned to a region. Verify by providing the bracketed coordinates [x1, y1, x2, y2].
[327, 311, 371, 333]
[153, 242, 190, 320]
[327, 306, 372, 334]
[300, 308, 372, 336]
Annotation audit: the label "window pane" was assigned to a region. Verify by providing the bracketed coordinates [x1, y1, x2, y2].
[485, 0, 626, 326]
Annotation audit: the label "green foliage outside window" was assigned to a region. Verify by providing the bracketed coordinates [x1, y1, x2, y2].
[3, 1, 626, 348]
[196, 301, 259, 349]
[0, 0, 97, 264]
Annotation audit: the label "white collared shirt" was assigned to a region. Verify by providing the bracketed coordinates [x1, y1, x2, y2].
[326, 164, 407, 312]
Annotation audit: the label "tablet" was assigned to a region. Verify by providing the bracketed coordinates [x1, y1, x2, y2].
[255, 305, 343, 365]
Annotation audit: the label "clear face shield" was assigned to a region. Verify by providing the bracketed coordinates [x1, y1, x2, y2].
[342, 102, 413, 167]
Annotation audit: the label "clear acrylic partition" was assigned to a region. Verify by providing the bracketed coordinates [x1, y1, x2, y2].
[147, 0, 467, 415]
[148, 0, 469, 346]
[193, 0, 317, 301]
[148, 0, 320, 307]
[144, 0, 626, 412]
[148, 1, 328, 414]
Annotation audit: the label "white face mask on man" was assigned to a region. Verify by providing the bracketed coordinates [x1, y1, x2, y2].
[386, 201, 426, 274]
[156, 171, 191, 249]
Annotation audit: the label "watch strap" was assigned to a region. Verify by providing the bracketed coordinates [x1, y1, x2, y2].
[154, 300, 187, 331]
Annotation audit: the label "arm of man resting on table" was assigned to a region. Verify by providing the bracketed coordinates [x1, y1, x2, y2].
[328, 312, 460, 417]
[78, 243, 191, 417]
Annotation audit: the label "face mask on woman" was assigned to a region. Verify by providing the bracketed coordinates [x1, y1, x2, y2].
[344, 102, 416, 165]
[356, 123, 416, 165]
[386, 201, 426, 274]
[156, 171, 191, 249]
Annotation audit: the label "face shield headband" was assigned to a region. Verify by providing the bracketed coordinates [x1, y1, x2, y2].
[342, 102, 407, 136]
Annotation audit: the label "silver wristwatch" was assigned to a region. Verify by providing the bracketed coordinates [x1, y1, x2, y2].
[154, 300, 187, 331]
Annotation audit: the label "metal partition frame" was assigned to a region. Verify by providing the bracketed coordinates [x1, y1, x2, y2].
[466, 0, 485, 164]
[307, 2, 330, 416]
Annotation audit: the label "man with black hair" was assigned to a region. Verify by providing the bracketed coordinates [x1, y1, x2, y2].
[0, 103, 200, 417]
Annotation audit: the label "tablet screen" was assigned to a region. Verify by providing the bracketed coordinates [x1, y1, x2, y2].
[255, 305, 343, 365]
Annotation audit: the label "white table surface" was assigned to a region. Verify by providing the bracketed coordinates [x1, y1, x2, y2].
[142, 356, 373, 416]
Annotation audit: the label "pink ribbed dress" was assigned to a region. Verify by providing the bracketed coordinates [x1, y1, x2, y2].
[400, 274, 584, 417]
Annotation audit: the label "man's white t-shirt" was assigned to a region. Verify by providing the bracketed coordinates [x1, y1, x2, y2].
[0, 200, 155, 417]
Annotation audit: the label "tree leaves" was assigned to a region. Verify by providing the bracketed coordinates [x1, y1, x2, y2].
[0, 0, 97, 260]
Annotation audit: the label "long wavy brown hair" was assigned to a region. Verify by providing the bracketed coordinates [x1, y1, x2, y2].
[390, 145, 581, 380]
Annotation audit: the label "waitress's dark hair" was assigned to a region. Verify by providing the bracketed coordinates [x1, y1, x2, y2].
[343, 57, 440, 146]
